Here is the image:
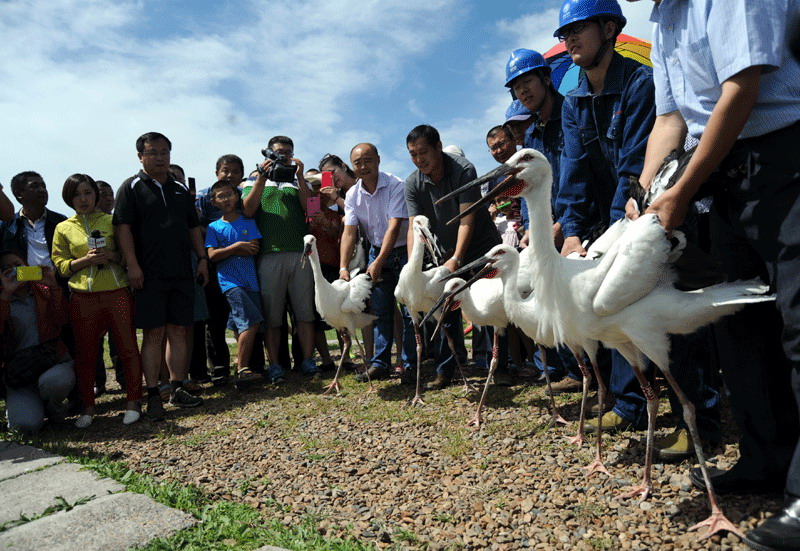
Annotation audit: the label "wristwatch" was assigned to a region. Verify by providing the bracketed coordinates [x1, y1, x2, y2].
[451, 256, 463, 266]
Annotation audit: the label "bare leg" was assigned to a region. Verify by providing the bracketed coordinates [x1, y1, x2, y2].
[140, 326, 166, 388]
[164, 323, 191, 381]
[236, 326, 258, 371]
[468, 331, 499, 427]
[409, 321, 425, 406]
[296, 320, 316, 359]
[314, 330, 333, 364]
[538, 346, 568, 427]
[659, 369, 745, 540]
[324, 329, 349, 395]
[620, 366, 659, 499]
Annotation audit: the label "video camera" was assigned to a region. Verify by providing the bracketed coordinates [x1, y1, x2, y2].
[258, 148, 297, 183]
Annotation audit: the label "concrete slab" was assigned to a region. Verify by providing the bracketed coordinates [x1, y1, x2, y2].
[0, 463, 124, 525]
[0, 492, 197, 551]
[0, 441, 61, 482]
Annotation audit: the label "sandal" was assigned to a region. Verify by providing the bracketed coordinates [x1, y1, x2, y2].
[234, 368, 260, 389]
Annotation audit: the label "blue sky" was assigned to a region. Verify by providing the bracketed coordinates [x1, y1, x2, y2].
[0, 0, 655, 215]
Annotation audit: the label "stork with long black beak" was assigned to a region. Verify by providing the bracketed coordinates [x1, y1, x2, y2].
[394, 216, 475, 405]
[302, 235, 377, 394]
[437, 148, 775, 540]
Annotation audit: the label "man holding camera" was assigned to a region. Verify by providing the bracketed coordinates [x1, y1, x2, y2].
[241, 135, 319, 382]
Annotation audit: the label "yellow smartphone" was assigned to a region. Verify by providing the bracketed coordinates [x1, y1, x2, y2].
[16, 266, 42, 281]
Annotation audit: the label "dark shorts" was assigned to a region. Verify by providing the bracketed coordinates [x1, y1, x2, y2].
[225, 287, 264, 334]
[133, 278, 194, 329]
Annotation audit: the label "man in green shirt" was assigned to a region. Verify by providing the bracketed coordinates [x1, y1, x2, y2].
[242, 136, 318, 381]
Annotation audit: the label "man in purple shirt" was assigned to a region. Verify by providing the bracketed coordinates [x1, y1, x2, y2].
[339, 143, 414, 382]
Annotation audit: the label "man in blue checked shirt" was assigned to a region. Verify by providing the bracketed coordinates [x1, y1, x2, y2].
[626, 1, 800, 548]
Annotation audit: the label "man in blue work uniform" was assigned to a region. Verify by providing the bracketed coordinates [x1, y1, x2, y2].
[503, 48, 587, 390]
[625, 1, 800, 547]
[554, 0, 720, 457]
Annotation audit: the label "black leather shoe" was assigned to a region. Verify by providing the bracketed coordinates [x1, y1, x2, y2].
[689, 465, 785, 496]
[745, 496, 800, 551]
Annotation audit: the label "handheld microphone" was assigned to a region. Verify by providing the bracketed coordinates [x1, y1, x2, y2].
[88, 230, 107, 269]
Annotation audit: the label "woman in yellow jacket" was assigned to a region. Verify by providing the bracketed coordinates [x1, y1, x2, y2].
[52, 174, 143, 427]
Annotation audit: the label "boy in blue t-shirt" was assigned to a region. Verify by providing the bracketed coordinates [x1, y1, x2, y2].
[205, 180, 274, 386]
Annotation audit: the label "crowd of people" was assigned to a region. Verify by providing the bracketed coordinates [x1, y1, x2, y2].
[1, 0, 799, 548]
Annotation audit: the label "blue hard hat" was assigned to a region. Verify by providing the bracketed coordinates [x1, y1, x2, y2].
[504, 48, 550, 87]
[505, 100, 532, 123]
[554, 0, 627, 38]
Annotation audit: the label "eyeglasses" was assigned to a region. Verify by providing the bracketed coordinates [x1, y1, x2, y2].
[142, 149, 171, 158]
[557, 20, 593, 42]
[489, 140, 512, 153]
[214, 193, 237, 201]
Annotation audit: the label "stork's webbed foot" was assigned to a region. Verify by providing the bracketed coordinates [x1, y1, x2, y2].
[549, 413, 569, 428]
[584, 456, 610, 477]
[408, 394, 425, 407]
[620, 482, 652, 501]
[467, 414, 483, 428]
[688, 511, 745, 541]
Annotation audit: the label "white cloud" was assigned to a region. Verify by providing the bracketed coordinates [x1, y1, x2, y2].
[0, 0, 460, 213]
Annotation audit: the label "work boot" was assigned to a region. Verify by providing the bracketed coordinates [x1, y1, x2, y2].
[655, 428, 694, 461]
[492, 370, 513, 387]
[545, 376, 582, 396]
[584, 411, 632, 434]
[424, 374, 452, 390]
[589, 394, 615, 415]
[355, 366, 389, 383]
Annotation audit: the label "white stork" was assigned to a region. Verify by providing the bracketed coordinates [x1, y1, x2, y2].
[439, 149, 775, 540]
[394, 216, 473, 405]
[303, 235, 376, 394]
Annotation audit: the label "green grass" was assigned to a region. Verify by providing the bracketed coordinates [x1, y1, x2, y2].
[72, 455, 378, 551]
[0, 495, 94, 533]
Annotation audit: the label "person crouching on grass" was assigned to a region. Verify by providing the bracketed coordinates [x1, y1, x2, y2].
[204, 180, 266, 388]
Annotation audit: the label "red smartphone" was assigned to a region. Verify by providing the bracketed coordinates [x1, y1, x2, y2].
[321, 171, 333, 188]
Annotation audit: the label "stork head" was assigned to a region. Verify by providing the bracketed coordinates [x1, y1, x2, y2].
[411, 215, 440, 261]
[437, 148, 552, 226]
[301, 234, 316, 268]
[482, 244, 520, 275]
[421, 277, 466, 331]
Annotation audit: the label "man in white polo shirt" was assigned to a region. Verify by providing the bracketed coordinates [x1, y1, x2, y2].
[339, 143, 414, 383]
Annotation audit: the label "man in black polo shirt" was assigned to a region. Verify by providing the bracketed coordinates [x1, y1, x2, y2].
[114, 132, 208, 421]
[404, 125, 502, 389]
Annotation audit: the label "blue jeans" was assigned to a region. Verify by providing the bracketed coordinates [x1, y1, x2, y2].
[478, 325, 508, 371]
[532, 345, 584, 379]
[368, 247, 415, 372]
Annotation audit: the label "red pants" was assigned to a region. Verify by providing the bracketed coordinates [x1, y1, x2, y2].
[70, 288, 143, 407]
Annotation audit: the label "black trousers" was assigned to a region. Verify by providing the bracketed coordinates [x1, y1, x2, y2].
[709, 120, 800, 480]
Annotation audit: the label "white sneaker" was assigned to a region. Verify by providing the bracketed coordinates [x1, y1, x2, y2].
[75, 414, 93, 429]
[122, 410, 141, 425]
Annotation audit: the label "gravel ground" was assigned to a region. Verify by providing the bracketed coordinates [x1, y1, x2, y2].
[50, 361, 780, 551]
